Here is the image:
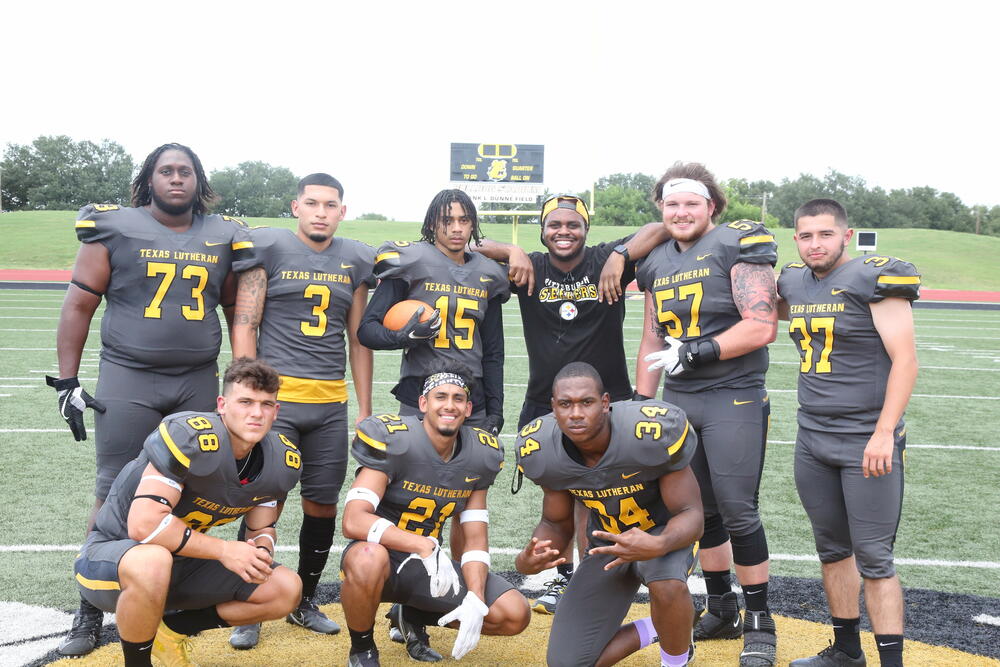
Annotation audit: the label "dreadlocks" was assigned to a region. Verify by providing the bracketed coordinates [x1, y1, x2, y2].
[131, 143, 216, 215]
[420, 189, 484, 246]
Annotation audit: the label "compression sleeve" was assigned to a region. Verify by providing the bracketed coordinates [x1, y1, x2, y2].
[357, 279, 410, 350]
[480, 297, 505, 417]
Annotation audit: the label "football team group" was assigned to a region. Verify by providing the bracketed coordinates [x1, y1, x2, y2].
[47, 143, 920, 667]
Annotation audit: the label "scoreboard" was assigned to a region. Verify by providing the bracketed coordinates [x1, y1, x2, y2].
[450, 143, 544, 183]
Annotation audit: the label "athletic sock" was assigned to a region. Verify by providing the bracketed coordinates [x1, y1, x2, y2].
[298, 514, 337, 598]
[403, 605, 444, 627]
[632, 617, 658, 649]
[556, 562, 574, 581]
[742, 582, 770, 615]
[832, 616, 862, 659]
[874, 633, 904, 667]
[660, 646, 690, 666]
[349, 626, 376, 653]
[703, 569, 732, 597]
[162, 606, 229, 636]
[121, 637, 154, 666]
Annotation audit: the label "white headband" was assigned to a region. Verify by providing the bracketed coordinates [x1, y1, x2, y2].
[662, 178, 711, 200]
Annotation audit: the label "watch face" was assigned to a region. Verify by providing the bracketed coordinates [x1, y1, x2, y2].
[614, 244, 628, 256]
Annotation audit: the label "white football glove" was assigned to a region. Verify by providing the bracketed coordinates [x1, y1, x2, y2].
[438, 591, 489, 659]
[397, 537, 460, 598]
[644, 336, 688, 376]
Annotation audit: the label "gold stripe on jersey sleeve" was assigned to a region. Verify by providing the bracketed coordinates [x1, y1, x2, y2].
[76, 572, 120, 591]
[356, 428, 387, 451]
[231, 241, 254, 250]
[667, 420, 691, 456]
[277, 376, 348, 404]
[739, 234, 774, 245]
[75, 220, 96, 228]
[159, 422, 191, 468]
[375, 251, 400, 263]
[877, 276, 920, 285]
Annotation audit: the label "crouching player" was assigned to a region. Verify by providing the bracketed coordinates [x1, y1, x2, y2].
[71, 358, 302, 666]
[515, 362, 703, 667]
[340, 370, 530, 666]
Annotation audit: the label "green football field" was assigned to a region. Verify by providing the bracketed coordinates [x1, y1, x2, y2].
[0, 286, 998, 616]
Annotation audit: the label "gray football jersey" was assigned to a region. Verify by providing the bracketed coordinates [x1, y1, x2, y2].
[515, 400, 697, 547]
[75, 204, 259, 374]
[374, 241, 510, 379]
[635, 220, 777, 392]
[351, 414, 505, 541]
[777, 255, 920, 434]
[94, 411, 301, 540]
[253, 227, 375, 381]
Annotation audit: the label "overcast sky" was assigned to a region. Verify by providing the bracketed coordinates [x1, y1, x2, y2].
[3, 1, 997, 219]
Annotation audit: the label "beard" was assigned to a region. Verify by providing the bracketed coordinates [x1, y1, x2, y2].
[151, 189, 195, 216]
[307, 231, 331, 243]
[807, 245, 846, 275]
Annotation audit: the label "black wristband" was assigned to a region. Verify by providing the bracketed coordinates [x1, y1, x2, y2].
[256, 544, 273, 557]
[680, 338, 721, 371]
[632, 391, 653, 401]
[172, 527, 192, 555]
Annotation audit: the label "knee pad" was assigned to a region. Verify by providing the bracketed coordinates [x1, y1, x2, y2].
[731, 525, 769, 567]
[701, 512, 730, 550]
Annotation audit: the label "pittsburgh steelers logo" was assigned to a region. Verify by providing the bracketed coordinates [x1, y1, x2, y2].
[559, 301, 578, 321]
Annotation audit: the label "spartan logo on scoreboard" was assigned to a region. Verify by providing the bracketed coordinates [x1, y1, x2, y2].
[450, 143, 544, 183]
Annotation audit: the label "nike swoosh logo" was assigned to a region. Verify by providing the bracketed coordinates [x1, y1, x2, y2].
[878, 642, 898, 647]
[204, 241, 227, 247]
[621, 471, 640, 479]
[341, 263, 353, 269]
[831, 288, 846, 295]
[252, 496, 271, 502]
[744, 589, 761, 594]
[697, 253, 712, 260]
[465, 476, 480, 482]
[733, 400, 753, 406]
[479, 276, 493, 282]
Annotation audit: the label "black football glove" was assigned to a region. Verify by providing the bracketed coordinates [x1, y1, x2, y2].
[395, 307, 442, 347]
[483, 414, 503, 436]
[45, 375, 106, 441]
[632, 390, 653, 401]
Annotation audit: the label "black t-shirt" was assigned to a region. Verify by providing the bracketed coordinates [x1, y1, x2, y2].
[513, 238, 635, 405]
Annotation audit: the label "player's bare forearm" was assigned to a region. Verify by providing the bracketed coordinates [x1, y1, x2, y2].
[776, 296, 790, 321]
[714, 262, 777, 359]
[635, 292, 665, 397]
[460, 517, 490, 599]
[231, 267, 266, 358]
[625, 222, 671, 259]
[871, 298, 919, 444]
[56, 287, 101, 377]
[347, 286, 374, 419]
[470, 238, 514, 261]
[657, 468, 704, 552]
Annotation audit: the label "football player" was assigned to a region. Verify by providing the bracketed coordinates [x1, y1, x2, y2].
[340, 370, 530, 666]
[49, 143, 261, 657]
[635, 162, 779, 666]
[71, 358, 302, 667]
[473, 193, 670, 614]
[227, 173, 375, 648]
[357, 188, 508, 434]
[515, 362, 702, 667]
[778, 199, 919, 667]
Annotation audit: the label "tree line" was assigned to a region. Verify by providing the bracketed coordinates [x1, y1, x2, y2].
[3, 136, 998, 236]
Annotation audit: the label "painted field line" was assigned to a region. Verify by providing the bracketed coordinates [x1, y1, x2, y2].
[4, 544, 999, 569]
[974, 614, 1000, 627]
[765, 439, 999, 452]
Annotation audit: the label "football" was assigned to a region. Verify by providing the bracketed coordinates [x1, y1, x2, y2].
[383, 299, 435, 331]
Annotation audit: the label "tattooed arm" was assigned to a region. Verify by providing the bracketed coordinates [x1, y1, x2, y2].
[713, 262, 778, 360]
[230, 266, 267, 358]
[635, 291, 666, 397]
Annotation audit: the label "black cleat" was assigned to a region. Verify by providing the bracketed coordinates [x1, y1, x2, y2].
[229, 622, 261, 649]
[694, 591, 743, 640]
[740, 610, 777, 666]
[348, 647, 381, 666]
[790, 642, 867, 666]
[386, 604, 443, 662]
[57, 599, 103, 657]
[287, 596, 340, 634]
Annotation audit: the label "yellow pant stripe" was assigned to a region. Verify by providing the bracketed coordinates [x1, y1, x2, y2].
[277, 376, 348, 404]
[76, 572, 120, 591]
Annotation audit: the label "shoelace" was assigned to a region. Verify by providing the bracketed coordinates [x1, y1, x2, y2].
[68, 611, 101, 637]
[542, 578, 566, 596]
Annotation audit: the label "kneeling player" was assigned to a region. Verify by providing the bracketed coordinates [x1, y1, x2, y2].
[341, 371, 530, 666]
[515, 362, 702, 667]
[72, 358, 303, 667]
